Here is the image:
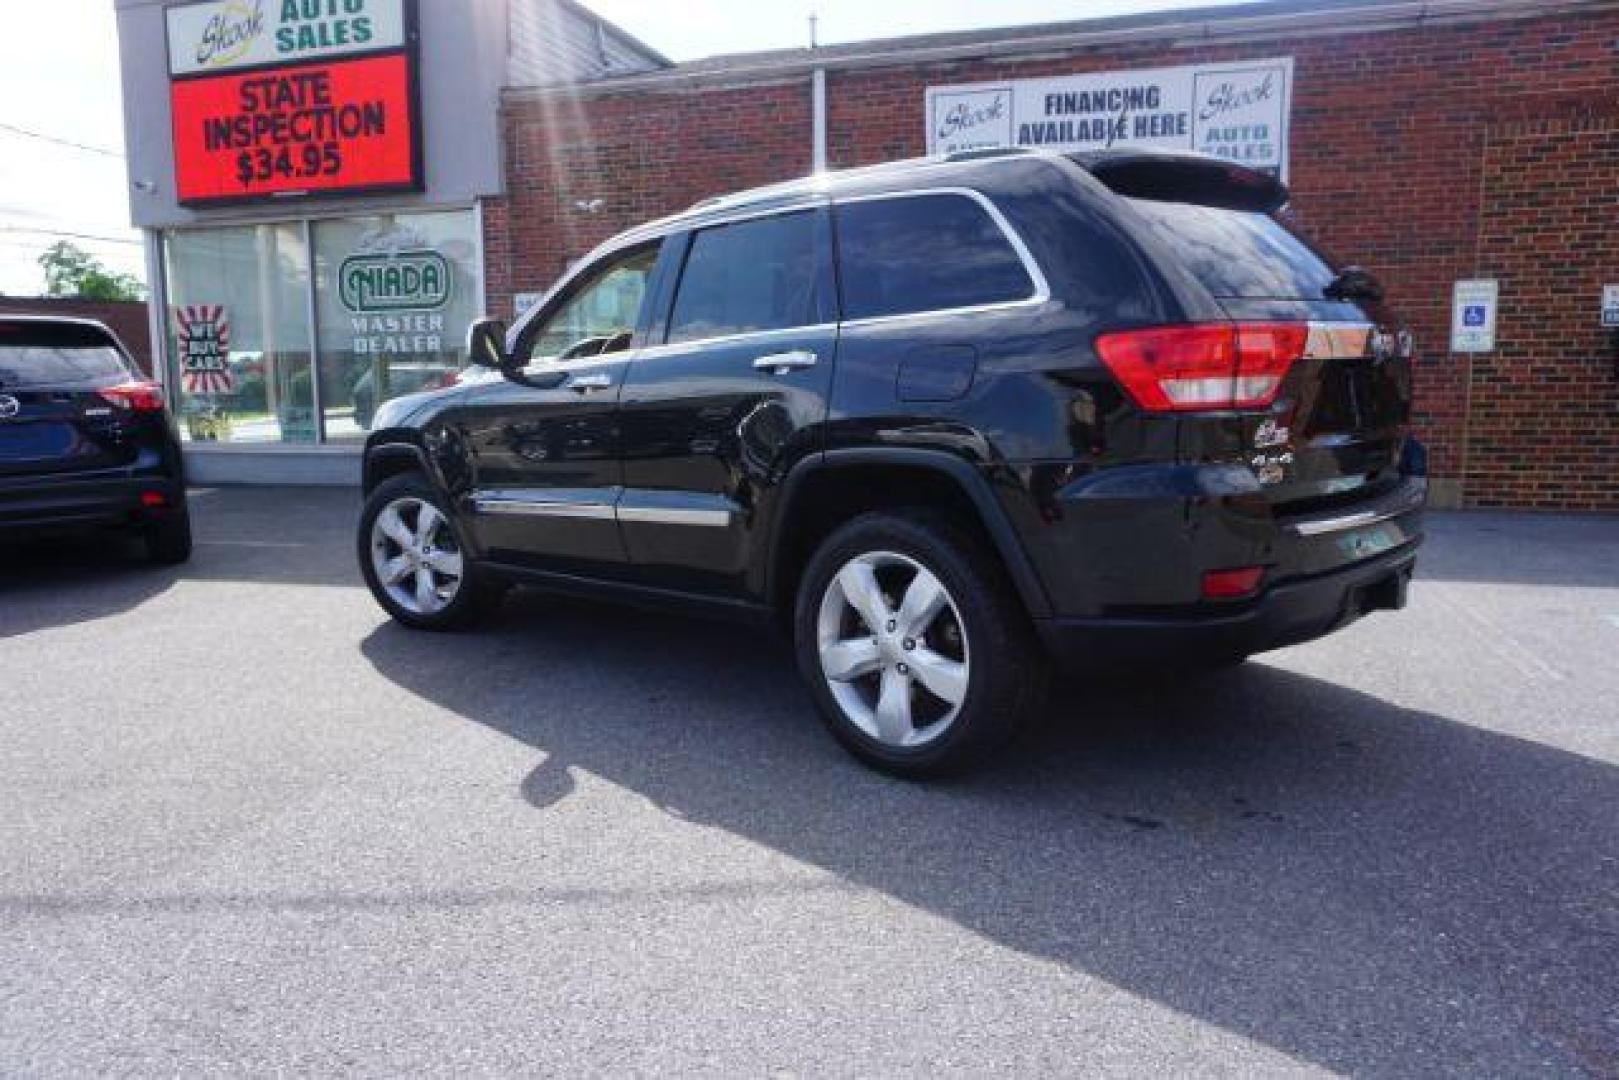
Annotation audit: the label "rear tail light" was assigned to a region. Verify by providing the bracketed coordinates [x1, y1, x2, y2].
[139, 491, 168, 508]
[1094, 323, 1309, 412]
[97, 381, 166, 412]
[1202, 566, 1266, 599]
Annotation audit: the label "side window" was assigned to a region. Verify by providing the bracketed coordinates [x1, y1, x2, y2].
[835, 193, 1036, 321]
[525, 243, 659, 363]
[666, 211, 821, 345]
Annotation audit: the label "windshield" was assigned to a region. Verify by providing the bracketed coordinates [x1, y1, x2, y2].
[1126, 198, 1340, 301]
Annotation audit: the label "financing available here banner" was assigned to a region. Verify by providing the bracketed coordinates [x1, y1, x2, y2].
[925, 57, 1293, 177]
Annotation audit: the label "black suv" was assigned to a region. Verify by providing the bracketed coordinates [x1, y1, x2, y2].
[0, 316, 191, 564]
[358, 149, 1423, 776]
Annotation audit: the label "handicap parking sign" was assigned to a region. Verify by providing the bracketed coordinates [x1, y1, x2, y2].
[1463, 305, 1487, 328]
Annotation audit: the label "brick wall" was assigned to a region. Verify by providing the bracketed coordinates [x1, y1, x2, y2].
[496, 7, 1619, 509]
[0, 297, 154, 376]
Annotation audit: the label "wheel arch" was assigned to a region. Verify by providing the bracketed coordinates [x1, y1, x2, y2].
[764, 448, 1053, 622]
[361, 436, 432, 497]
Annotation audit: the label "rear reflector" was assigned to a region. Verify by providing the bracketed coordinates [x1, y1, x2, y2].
[1094, 323, 1309, 412]
[1202, 567, 1265, 599]
[98, 381, 166, 412]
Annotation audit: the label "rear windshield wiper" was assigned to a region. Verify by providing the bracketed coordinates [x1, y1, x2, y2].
[1323, 266, 1384, 303]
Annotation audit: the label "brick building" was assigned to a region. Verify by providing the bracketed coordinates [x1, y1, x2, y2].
[118, 0, 1615, 503]
[489, 0, 1619, 510]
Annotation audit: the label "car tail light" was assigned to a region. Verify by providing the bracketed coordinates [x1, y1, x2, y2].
[139, 491, 168, 508]
[98, 381, 166, 412]
[1202, 566, 1265, 599]
[1094, 323, 1309, 412]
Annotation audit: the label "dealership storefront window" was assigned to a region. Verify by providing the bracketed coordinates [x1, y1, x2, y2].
[161, 209, 481, 445]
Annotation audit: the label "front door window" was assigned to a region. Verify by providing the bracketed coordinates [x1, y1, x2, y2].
[521, 245, 659, 364]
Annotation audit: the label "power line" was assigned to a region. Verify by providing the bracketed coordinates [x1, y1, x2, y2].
[0, 225, 142, 247]
[0, 121, 124, 159]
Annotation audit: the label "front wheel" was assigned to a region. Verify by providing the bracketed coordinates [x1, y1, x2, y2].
[358, 474, 500, 630]
[794, 511, 1047, 778]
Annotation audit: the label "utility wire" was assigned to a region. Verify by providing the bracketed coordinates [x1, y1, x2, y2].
[0, 121, 124, 159]
[0, 225, 142, 247]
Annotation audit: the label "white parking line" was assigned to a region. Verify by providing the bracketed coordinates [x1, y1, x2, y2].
[196, 540, 308, 549]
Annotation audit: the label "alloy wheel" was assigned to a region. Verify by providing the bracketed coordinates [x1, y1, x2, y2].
[816, 551, 970, 748]
[370, 496, 465, 615]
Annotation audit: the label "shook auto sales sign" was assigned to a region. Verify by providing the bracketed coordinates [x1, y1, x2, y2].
[926, 58, 1294, 177]
[166, 0, 421, 204]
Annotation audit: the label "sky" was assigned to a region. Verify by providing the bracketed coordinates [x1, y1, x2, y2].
[0, 0, 1241, 297]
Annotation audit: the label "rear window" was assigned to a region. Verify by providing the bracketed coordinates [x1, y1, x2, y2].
[1125, 199, 1338, 301]
[835, 193, 1035, 321]
[0, 323, 129, 390]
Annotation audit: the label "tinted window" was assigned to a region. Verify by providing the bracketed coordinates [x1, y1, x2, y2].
[836, 194, 1035, 321]
[667, 212, 821, 344]
[1125, 199, 1338, 300]
[0, 323, 129, 390]
[526, 243, 659, 363]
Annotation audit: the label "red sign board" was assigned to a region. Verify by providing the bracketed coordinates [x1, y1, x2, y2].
[170, 52, 420, 204]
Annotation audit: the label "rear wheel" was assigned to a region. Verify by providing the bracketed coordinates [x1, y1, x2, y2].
[794, 510, 1047, 778]
[358, 474, 500, 630]
[143, 506, 192, 565]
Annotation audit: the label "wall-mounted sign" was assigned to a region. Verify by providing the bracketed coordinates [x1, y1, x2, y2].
[165, 0, 409, 77]
[337, 225, 455, 356]
[173, 304, 234, 394]
[926, 57, 1293, 177]
[1602, 284, 1619, 329]
[339, 249, 452, 313]
[1451, 279, 1499, 353]
[168, 0, 419, 205]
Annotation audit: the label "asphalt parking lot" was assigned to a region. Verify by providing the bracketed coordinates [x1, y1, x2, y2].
[1, 487, 1615, 1075]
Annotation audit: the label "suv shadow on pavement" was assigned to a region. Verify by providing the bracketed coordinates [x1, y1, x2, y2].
[360, 592, 1618, 1077]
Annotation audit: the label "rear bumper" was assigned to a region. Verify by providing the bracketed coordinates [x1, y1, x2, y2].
[0, 472, 185, 534]
[1034, 542, 1417, 665]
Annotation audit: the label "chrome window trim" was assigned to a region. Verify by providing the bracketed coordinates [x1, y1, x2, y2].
[830, 186, 1053, 326]
[635, 322, 838, 361]
[507, 186, 1055, 349]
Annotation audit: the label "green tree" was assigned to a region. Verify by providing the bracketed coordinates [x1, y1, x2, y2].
[37, 240, 146, 301]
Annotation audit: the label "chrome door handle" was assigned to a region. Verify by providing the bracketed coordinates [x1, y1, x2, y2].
[752, 350, 818, 374]
[566, 373, 614, 393]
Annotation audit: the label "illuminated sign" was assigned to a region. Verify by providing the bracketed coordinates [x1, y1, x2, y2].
[167, 0, 419, 205]
[165, 0, 409, 76]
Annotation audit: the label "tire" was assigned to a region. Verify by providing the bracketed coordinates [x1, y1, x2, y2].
[358, 473, 501, 631]
[144, 506, 193, 565]
[793, 509, 1048, 778]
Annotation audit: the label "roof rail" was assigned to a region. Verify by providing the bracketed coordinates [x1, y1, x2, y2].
[943, 146, 1034, 163]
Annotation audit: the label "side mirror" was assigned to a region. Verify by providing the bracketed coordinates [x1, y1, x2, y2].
[467, 316, 510, 369]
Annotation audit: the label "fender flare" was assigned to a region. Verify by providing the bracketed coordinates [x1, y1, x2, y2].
[361, 437, 432, 495]
[765, 447, 1053, 619]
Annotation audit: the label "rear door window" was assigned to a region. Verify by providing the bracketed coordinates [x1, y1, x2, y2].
[1124, 199, 1338, 300]
[666, 211, 824, 345]
[0, 324, 130, 390]
[835, 193, 1036, 321]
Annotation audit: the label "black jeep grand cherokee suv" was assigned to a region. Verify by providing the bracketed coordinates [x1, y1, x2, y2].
[358, 149, 1423, 776]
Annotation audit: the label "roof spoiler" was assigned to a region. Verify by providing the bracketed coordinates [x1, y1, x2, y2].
[1071, 151, 1289, 214]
